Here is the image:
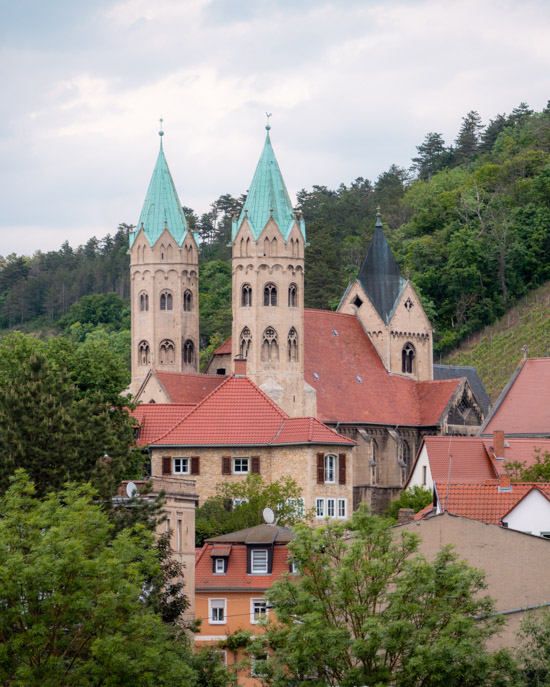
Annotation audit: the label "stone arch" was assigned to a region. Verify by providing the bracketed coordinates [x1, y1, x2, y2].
[242, 283, 252, 307]
[263, 237, 271, 256]
[183, 289, 193, 312]
[240, 327, 251, 359]
[402, 342, 415, 374]
[160, 290, 173, 311]
[271, 237, 278, 254]
[263, 282, 277, 306]
[159, 339, 175, 365]
[183, 339, 195, 365]
[166, 243, 173, 261]
[287, 327, 298, 362]
[261, 326, 279, 362]
[139, 291, 149, 312]
[138, 341, 150, 366]
[288, 283, 298, 307]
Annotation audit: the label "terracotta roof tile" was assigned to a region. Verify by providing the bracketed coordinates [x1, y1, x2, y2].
[213, 339, 232, 355]
[154, 371, 226, 404]
[482, 437, 550, 475]
[272, 417, 355, 445]
[132, 403, 195, 446]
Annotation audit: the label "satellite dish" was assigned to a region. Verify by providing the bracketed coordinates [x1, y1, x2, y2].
[263, 507, 275, 524]
[126, 482, 138, 498]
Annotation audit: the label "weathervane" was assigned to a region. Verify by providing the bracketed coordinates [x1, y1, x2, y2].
[266, 112, 272, 130]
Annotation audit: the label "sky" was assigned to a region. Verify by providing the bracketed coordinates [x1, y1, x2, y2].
[1, 0, 550, 256]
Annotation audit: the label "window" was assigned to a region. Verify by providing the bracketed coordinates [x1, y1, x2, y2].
[160, 291, 173, 311]
[263, 283, 277, 306]
[422, 465, 427, 486]
[251, 655, 269, 678]
[327, 499, 335, 517]
[316, 498, 325, 518]
[209, 598, 226, 624]
[288, 283, 297, 307]
[286, 497, 305, 518]
[233, 498, 249, 509]
[289, 559, 299, 574]
[138, 341, 150, 366]
[183, 339, 194, 364]
[251, 599, 268, 624]
[261, 327, 279, 362]
[233, 457, 249, 474]
[240, 327, 251, 359]
[287, 327, 298, 362]
[214, 558, 226, 574]
[183, 289, 193, 312]
[353, 295, 363, 308]
[251, 549, 268, 574]
[159, 339, 175, 365]
[139, 292, 149, 311]
[177, 519, 182, 552]
[325, 454, 336, 483]
[173, 457, 189, 474]
[242, 284, 252, 307]
[402, 342, 415, 374]
[338, 499, 347, 518]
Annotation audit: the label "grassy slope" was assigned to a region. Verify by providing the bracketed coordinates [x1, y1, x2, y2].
[443, 282, 550, 402]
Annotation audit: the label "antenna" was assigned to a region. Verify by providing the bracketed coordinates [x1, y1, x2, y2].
[263, 507, 275, 524]
[126, 481, 138, 498]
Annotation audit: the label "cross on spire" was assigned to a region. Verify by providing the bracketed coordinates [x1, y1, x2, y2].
[265, 112, 272, 131]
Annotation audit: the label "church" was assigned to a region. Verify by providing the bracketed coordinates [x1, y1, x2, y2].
[129, 123, 486, 513]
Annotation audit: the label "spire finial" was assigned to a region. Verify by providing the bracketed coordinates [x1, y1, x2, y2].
[375, 205, 383, 227]
[159, 117, 164, 148]
[265, 112, 272, 131]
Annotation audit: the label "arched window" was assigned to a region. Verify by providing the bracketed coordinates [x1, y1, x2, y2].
[138, 341, 150, 366]
[183, 340, 194, 365]
[159, 339, 175, 365]
[160, 291, 173, 311]
[139, 292, 149, 312]
[263, 237, 271, 256]
[271, 237, 277, 254]
[287, 327, 298, 362]
[288, 283, 297, 307]
[264, 283, 277, 306]
[183, 289, 192, 312]
[402, 440, 411, 470]
[402, 342, 415, 374]
[370, 439, 378, 485]
[325, 454, 337, 483]
[242, 284, 252, 307]
[261, 327, 279, 362]
[240, 327, 252, 359]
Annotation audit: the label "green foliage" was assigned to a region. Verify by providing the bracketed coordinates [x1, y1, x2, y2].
[385, 485, 433, 522]
[190, 647, 233, 687]
[0, 471, 196, 687]
[516, 610, 550, 686]
[198, 260, 232, 349]
[195, 475, 305, 546]
[257, 505, 513, 687]
[505, 449, 550, 483]
[57, 292, 130, 330]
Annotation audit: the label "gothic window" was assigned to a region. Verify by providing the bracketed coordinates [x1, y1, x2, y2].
[160, 291, 173, 311]
[402, 342, 415, 374]
[264, 237, 271, 256]
[138, 341, 150, 366]
[287, 327, 298, 362]
[264, 283, 277, 306]
[261, 327, 279, 362]
[271, 237, 277, 254]
[242, 284, 252, 307]
[370, 439, 378, 485]
[240, 327, 252, 359]
[183, 289, 192, 312]
[183, 340, 194, 365]
[139, 292, 149, 312]
[159, 339, 175, 365]
[288, 283, 297, 307]
[402, 440, 411, 471]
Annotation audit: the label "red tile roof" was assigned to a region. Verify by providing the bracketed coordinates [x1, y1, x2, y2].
[303, 309, 460, 425]
[481, 438, 550, 475]
[132, 403, 195, 446]
[151, 374, 354, 447]
[213, 339, 232, 355]
[481, 359, 550, 436]
[154, 371, 226, 404]
[434, 481, 550, 525]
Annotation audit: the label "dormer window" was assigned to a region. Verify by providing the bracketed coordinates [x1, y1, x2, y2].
[251, 549, 268, 574]
[214, 558, 226, 574]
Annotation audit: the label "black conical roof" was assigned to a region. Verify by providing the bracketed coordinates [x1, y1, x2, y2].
[358, 215, 405, 324]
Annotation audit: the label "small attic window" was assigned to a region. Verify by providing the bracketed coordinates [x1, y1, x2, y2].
[313, 372, 319, 380]
[332, 330, 338, 337]
[356, 376, 362, 383]
[353, 295, 363, 308]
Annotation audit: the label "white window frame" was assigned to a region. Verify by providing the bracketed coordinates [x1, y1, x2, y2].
[325, 454, 337, 483]
[233, 498, 249, 509]
[250, 598, 268, 624]
[233, 457, 249, 474]
[209, 598, 227, 624]
[289, 559, 298, 574]
[286, 497, 305, 517]
[316, 498, 325, 518]
[327, 498, 335, 517]
[214, 558, 225, 574]
[338, 498, 347, 519]
[251, 549, 268, 574]
[173, 457, 190, 474]
[251, 655, 269, 678]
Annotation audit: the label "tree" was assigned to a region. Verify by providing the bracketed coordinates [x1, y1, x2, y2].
[258, 506, 513, 687]
[195, 475, 306, 546]
[516, 610, 550, 686]
[505, 449, 550, 482]
[455, 110, 484, 165]
[385, 485, 433, 522]
[411, 132, 449, 181]
[0, 471, 196, 687]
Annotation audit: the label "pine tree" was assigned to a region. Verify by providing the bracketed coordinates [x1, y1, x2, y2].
[454, 110, 484, 165]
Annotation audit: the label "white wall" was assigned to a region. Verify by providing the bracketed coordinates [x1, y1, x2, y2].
[503, 489, 550, 536]
[406, 444, 433, 491]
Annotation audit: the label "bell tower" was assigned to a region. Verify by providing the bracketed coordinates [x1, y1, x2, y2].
[129, 123, 200, 395]
[231, 121, 316, 416]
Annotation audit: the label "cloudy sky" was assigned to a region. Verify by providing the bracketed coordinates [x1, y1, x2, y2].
[1, 0, 550, 255]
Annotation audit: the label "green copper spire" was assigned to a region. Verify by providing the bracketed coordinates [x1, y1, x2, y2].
[233, 121, 305, 241]
[130, 123, 188, 248]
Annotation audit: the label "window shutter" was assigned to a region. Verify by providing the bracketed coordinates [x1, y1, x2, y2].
[317, 453, 325, 484]
[222, 456, 231, 475]
[162, 456, 172, 476]
[191, 456, 200, 475]
[251, 456, 260, 474]
[338, 453, 346, 485]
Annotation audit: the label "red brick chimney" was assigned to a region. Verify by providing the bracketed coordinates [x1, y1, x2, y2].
[493, 430, 505, 459]
[499, 474, 511, 490]
[234, 357, 247, 376]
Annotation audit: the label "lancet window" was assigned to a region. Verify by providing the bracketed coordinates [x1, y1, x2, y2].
[287, 327, 298, 362]
[288, 283, 297, 307]
[263, 283, 277, 306]
[138, 341, 150, 366]
[160, 291, 173, 311]
[139, 292, 149, 312]
[183, 289, 193, 312]
[159, 339, 175, 365]
[402, 342, 415, 374]
[240, 327, 252, 359]
[261, 327, 279, 362]
[242, 284, 252, 307]
[183, 340, 194, 364]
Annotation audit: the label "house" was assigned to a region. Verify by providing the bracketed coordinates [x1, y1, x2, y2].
[194, 523, 295, 685]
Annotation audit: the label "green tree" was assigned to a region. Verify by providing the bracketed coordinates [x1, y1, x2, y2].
[505, 449, 550, 482]
[258, 506, 513, 687]
[454, 110, 484, 165]
[385, 485, 433, 522]
[411, 132, 449, 181]
[516, 610, 550, 686]
[0, 471, 196, 687]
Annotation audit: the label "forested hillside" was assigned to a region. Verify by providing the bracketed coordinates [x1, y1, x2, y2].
[2, 101, 550, 364]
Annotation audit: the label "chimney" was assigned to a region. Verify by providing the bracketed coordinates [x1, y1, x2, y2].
[234, 357, 247, 377]
[499, 474, 511, 490]
[493, 430, 505, 459]
[397, 508, 415, 525]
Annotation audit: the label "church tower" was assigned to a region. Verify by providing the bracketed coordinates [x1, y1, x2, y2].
[338, 211, 433, 381]
[231, 122, 316, 416]
[129, 125, 200, 395]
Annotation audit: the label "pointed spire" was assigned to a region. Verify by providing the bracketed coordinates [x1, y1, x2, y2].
[357, 209, 405, 324]
[131, 124, 188, 248]
[234, 120, 302, 241]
